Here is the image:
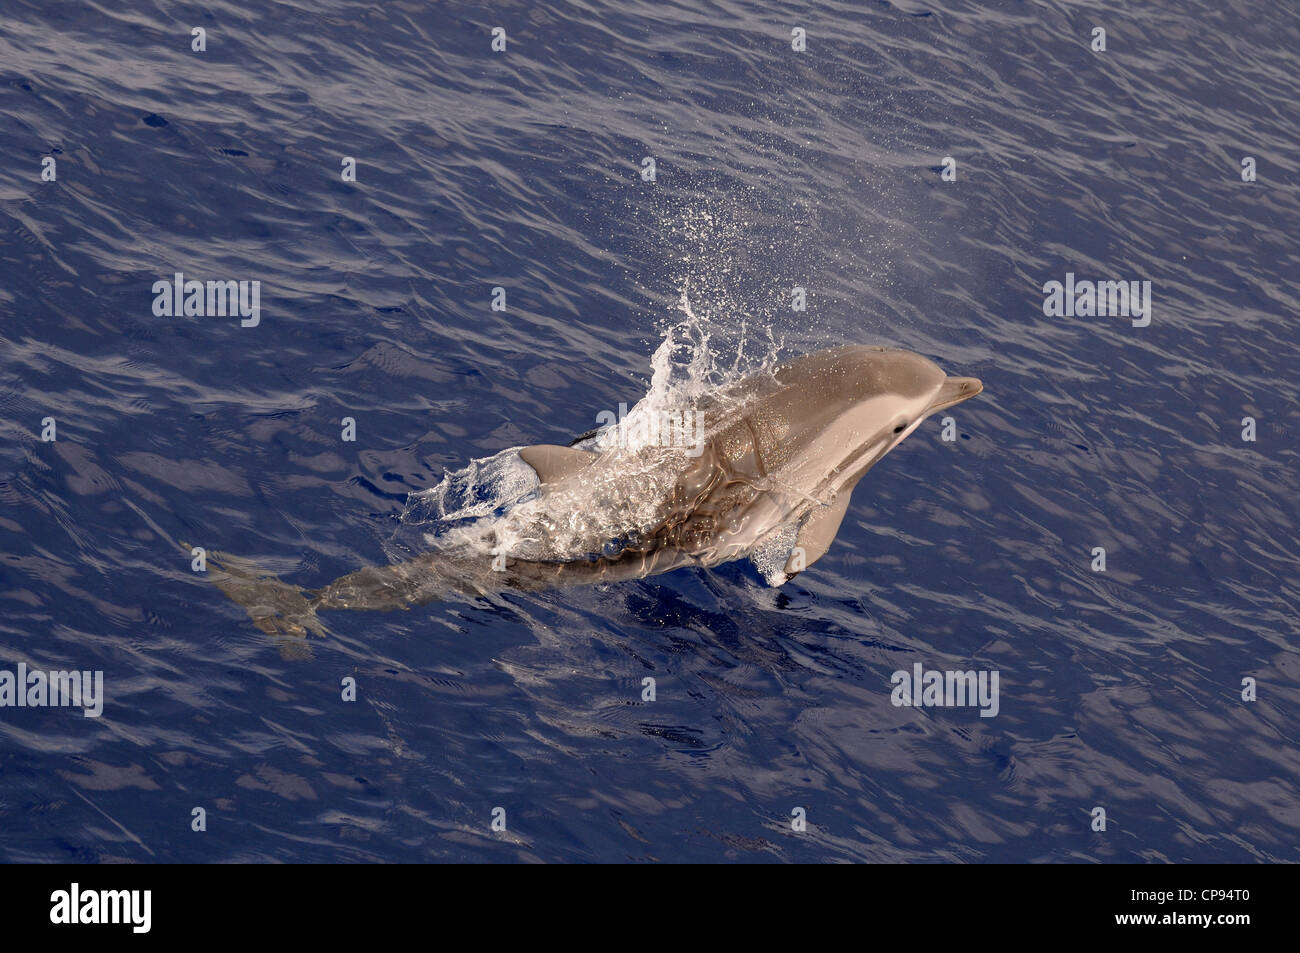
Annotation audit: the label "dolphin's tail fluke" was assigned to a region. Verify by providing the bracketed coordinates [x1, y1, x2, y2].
[181, 540, 331, 644]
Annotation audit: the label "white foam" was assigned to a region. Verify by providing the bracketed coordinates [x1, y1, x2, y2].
[400, 281, 788, 565]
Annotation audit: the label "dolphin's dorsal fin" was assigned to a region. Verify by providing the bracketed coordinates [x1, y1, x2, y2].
[784, 491, 852, 577]
[518, 444, 597, 485]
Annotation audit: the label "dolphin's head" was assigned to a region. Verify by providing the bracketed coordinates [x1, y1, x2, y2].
[848, 345, 980, 430]
[835, 346, 981, 488]
[748, 346, 982, 499]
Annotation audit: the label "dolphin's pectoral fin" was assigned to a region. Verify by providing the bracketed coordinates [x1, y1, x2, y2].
[518, 444, 598, 485]
[749, 521, 801, 586]
[783, 491, 852, 578]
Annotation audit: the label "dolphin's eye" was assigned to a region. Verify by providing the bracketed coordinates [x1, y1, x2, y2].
[893, 422, 908, 434]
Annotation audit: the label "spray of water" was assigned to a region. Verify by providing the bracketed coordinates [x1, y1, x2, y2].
[400, 189, 801, 565]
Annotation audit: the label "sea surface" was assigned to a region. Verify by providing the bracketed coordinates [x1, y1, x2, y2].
[0, 0, 1297, 862]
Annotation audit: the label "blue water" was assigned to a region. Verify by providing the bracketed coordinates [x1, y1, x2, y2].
[1, 0, 1297, 863]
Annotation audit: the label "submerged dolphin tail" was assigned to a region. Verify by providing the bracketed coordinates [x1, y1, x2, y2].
[308, 552, 467, 611]
[305, 546, 592, 608]
[191, 538, 534, 642]
[180, 540, 330, 643]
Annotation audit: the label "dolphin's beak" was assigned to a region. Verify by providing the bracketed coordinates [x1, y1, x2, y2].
[928, 377, 983, 413]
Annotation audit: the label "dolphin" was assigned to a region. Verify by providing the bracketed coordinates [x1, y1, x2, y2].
[204, 346, 982, 637]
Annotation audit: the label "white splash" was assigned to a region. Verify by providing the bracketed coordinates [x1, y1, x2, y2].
[400, 283, 786, 565]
